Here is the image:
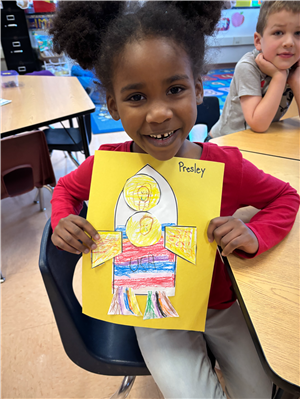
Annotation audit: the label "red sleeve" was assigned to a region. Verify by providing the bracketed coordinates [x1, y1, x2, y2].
[203, 143, 299, 258]
[50, 156, 94, 231]
[50, 141, 133, 231]
[237, 158, 300, 257]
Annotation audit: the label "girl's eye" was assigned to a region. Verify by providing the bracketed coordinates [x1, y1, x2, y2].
[128, 94, 145, 102]
[295, 31, 300, 37]
[168, 86, 184, 95]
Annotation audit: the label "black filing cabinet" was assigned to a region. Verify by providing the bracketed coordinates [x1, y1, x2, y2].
[1, 2, 40, 74]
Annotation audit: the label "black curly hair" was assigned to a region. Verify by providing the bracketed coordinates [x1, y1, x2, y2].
[50, 1, 225, 93]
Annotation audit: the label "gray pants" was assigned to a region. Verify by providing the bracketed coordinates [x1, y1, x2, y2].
[135, 302, 273, 399]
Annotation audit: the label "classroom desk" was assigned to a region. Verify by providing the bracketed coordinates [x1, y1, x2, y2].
[229, 151, 299, 397]
[1, 75, 95, 158]
[211, 116, 300, 161]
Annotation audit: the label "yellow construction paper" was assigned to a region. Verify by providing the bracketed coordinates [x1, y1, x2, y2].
[82, 151, 224, 332]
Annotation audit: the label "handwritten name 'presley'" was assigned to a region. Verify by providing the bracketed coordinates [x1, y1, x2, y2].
[178, 161, 205, 177]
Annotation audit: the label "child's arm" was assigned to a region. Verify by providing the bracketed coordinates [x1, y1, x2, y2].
[240, 53, 288, 132]
[287, 60, 300, 115]
[50, 156, 99, 254]
[207, 157, 300, 257]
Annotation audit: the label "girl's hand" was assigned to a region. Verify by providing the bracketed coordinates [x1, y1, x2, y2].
[255, 53, 287, 79]
[207, 216, 259, 257]
[287, 60, 300, 88]
[51, 215, 100, 254]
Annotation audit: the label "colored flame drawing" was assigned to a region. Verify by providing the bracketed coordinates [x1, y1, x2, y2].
[143, 291, 179, 319]
[108, 286, 142, 316]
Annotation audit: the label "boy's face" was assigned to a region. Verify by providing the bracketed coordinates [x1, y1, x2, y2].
[254, 10, 300, 70]
[106, 37, 203, 161]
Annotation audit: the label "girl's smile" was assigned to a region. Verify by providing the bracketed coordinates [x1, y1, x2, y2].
[106, 37, 203, 161]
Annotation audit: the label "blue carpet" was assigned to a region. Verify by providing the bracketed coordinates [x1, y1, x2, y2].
[202, 68, 234, 113]
[91, 68, 234, 134]
[91, 104, 124, 134]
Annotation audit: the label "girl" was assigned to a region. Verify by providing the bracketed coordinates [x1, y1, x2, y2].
[50, 2, 299, 398]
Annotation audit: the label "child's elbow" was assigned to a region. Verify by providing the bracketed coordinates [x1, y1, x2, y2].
[250, 124, 269, 133]
[247, 118, 270, 133]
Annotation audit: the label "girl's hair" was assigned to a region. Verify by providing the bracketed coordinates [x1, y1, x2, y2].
[256, 1, 300, 35]
[50, 1, 225, 93]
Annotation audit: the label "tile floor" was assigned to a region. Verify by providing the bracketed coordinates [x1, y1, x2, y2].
[1, 129, 225, 398]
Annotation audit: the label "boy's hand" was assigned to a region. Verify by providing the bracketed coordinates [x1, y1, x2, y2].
[255, 53, 287, 79]
[207, 216, 259, 257]
[51, 215, 100, 254]
[287, 60, 300, 88]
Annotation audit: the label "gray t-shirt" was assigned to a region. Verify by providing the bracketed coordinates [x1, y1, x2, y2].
[210, 49, 294, 138]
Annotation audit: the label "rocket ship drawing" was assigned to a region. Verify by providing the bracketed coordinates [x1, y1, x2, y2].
[91, 164, 197, 319]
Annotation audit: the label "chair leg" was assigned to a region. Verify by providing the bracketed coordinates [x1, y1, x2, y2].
[34, 186, 54, 211]
[38, 188, 45, 211]
[110, 376, 136, 399]
[67, 152, 80, 168]
[44, 185, 54, 194]
[34, 189, 40, 204]
[0, 272, 5, 283]
[273, 388, 298, 399]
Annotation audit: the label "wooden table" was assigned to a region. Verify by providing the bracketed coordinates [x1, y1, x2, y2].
[211, 116, 300, 161]
[228, 151, 299, 397]
[1, 75, 95, 158]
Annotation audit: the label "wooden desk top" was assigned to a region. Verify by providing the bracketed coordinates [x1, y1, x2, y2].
[211, 117, 300, 161]
[229, 151, 299, 389]
[1, 75, 95, 136]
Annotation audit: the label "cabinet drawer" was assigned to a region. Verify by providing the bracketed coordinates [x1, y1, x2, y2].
[1, 37, 34, 62]
[6, 61, 38, 75]
[1, 10, 29, 37]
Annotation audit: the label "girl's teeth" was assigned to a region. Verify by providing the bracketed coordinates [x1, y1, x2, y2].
[149, 131, 174, 139]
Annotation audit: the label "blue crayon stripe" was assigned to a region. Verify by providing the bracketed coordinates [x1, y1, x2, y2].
[114, 260, 176, 278]
[123, 289, 134, 315]
[114, 253, 171, 266]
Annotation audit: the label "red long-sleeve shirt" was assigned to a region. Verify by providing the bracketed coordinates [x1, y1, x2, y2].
[51, 141, 300, 309]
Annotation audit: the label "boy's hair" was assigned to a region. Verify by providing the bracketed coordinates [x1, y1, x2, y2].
[256, 1, 300, 35]
[49, 1, 225, 93]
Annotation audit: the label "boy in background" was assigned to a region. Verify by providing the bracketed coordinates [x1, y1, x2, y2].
[208, 1, 300, 139]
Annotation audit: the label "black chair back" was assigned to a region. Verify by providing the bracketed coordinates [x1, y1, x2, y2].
[39, 203, 150, 376]
[195, 96, 220, 132]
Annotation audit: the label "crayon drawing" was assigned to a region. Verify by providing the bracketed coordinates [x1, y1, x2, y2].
[83, 151, 225, 331]
[124, 174, 161, 211]
[165, 226, 197, 264]
[143, 291, 179, 320]
[113, 164, 179, 296]
[126, 212, 162, 247]
[108, 286, 142, 316]
[91, 231, 122, 268]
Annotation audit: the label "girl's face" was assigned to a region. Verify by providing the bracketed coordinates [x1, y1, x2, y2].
[107, 38, 203, 161]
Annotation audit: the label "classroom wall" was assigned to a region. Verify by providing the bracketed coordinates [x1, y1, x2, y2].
[207, 7, 259, 64]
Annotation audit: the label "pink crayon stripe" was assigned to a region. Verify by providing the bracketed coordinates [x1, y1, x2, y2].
[114, 276, 175, 289]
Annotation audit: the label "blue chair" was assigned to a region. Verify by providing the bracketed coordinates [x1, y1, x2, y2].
[38, 203, 150, 398]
